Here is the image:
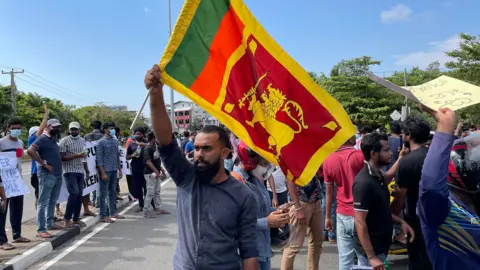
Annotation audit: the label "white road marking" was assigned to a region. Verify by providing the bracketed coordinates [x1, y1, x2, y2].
[37, 178, 172, 270]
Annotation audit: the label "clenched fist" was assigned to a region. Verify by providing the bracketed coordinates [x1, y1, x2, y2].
[144, 64, 164, 93]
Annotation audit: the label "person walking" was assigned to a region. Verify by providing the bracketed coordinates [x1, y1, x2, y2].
[59, 122, 89, 228]
[142, 131, 168, 218]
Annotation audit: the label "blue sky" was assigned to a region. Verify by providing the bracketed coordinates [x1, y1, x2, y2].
[0, 0, 477, 114]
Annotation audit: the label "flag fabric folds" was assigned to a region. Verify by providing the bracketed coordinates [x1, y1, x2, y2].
[159, 0, 355, 186]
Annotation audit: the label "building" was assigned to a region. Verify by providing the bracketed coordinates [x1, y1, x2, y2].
[166, 101, 210, 132]
[108, 105, 128, 111]
[203, 116, 220, 126]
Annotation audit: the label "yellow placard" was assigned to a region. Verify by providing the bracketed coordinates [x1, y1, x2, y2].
[405, 76, 480, 111]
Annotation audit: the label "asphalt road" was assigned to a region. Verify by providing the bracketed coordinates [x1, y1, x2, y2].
[27, 179, 409, 270]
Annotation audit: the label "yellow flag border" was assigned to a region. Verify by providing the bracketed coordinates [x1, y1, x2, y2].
[160, 0, 355, 185]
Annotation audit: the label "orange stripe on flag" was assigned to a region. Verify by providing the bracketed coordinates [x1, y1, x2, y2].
[190, 9, 245, 104]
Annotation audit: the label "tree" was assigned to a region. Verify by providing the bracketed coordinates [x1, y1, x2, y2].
[0, 86, 14, 135]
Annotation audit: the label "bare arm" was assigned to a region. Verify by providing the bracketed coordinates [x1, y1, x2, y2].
[145, 159, 160, 175]
[60, 152, 83, 162]
[354, 211, 377, 259]
[27, 145, 43, 164]
[146, 65, 172, 146]
[325, 183, 334, 220]
[286, 180, 300, 208]
[36, 104, 49, 137]
[242, 258, 259, 270]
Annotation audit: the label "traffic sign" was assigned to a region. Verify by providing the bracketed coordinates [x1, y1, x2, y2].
[390, 110, 401, 121]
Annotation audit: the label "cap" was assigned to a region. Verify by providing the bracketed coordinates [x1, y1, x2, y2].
[29, 126, 39, 137]
[47, 119, 61, 127]
[69, 122, 81, 130]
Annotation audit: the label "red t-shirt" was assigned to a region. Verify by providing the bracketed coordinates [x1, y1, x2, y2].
[323, 146, 364, 216]
[125, 137, 134, 150]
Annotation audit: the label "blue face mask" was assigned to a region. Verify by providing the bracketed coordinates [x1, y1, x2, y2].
[355, 133, 361, 140]
[110, 129, 116, 136]
[9, 129, 22, 138]
[131, 135, 136, 140]
[470, 131, 476, 136]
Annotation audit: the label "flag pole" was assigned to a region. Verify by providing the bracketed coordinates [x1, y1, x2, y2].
[130, 91, 150, 131]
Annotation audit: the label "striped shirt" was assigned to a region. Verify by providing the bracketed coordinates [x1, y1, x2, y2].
[96, 136, 120, 172]
[59, 135, 86, 174]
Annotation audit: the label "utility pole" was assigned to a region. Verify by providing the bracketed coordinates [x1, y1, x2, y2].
[1, 68, 24, 114]
[168, 0, 176, 131]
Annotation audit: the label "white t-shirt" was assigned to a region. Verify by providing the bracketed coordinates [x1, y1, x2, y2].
[266, 166, 287, 193]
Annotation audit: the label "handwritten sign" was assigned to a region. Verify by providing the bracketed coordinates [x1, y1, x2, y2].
[405, 76, 480, 111]
[0, 152, 30, 198]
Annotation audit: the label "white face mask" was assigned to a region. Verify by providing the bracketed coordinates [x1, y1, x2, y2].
[252, 165, 268, 180]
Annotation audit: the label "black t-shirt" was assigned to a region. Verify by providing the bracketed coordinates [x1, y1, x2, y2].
[143, 144, 161, 174]
[353, 165, 393, 256]
[396, 147, 428, 219]
[127, 142, 144, 174]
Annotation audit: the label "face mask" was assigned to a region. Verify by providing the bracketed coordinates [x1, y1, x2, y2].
[194, 157, 221, 184]
[470, 131, 476, 136]
[252, 165, 268, 180]
[131, 135, 136, 140]
[9, 129, 22, 138]
[70, 133, 79, 138]
[355, 134, 361, 140]
[50, 129, 60, 136]
[109, 129, 116, 136]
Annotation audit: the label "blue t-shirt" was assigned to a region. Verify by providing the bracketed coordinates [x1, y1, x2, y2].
[28, 134, 37, 175]
[386, 136, 402, 170]
[32, 134, 62, 175]
[418, 132, 480, 269]
[184, 141, 194, 153]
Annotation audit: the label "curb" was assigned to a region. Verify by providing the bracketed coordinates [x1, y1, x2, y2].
[0, 195, 132, 270]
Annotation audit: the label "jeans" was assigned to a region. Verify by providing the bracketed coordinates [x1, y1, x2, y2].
[91, 190, 97, 205]
[143, 174, 162, 212]
[320, 181, 337, 239]
[37, 172, 63, 232]
[0, 195, 24, 242]
[259, 258, 271, 270]
[99, 171, 118, 219]
[64, 173, 84, 222]
[357, 253, 387, 267]
[281, 200, 324, 270]
[336, 214, 358, 270]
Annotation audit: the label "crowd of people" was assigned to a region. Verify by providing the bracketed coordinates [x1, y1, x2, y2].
[145, 64, 479, 270]
[0, 103, 169, 248]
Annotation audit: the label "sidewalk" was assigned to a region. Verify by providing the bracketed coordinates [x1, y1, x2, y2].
[0, 178, 131, 266]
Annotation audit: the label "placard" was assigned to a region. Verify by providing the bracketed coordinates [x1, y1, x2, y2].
[0, 152, 30, 198]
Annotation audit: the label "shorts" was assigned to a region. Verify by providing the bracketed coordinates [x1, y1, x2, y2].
[31, 174, 39, 199]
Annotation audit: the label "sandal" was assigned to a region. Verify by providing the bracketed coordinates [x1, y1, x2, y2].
[100, 218, 115, 223]
[112, 214, 124, 219]
[73, 221, 87, 227]
[0, 242, 15, 250]
[64, 220, 74, 228]
[37, 232, 52, 239]
[84, 211, 97, 217]
[12, 237, 30, 243]
[53, 216, 63, 222]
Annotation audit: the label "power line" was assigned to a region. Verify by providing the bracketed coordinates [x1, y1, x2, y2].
[20, 73, 86, 101]
[14, 76, 90, 103]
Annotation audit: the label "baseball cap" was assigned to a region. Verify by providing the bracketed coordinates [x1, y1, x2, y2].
[69, 122, 81, 130]
[47, 119, 61, 127]
[29, 126, 39, 137]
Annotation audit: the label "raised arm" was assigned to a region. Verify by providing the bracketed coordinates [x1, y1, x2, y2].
[36, 104, 49, 137]
[418, 107, 456, 227]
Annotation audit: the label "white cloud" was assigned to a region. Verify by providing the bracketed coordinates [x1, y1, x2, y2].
[381, 4, 413, 23]
[393, 35, 461, 68]
[144, 7, 149, 13]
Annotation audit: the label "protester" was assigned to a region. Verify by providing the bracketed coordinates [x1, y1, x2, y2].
[96, 122, 123, 223]
[172, 131, 181, 148]
[146, 64, 259, 269]
[390, 116, 432, 270]
[231, 141, 289, 270]
[353, 133, 414, 269]
[417, 107, 480, 269]
[267, 165, 290, 243]
[114, 126, 123, 201]
[355, 125, 373, 150]
[184, 132, 196, 162]
[59, 122, 88, 228]
[282, 172, 324, 270]
[323, 135, 364, 270]
[28, 119, 64, 238]
[0, 118, 31, 250]
[180, 131, 189, 152]
[385, 121, 403, 170]
[84, 120, 104, 211]
[126, 127, 150, 212]
[142, 131, 168, 218]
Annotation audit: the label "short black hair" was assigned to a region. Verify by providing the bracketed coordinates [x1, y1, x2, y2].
[146, 131, 155, 141]
[91, 120, 102, 130]
[402, 116, 431, 144]
[183, 131, 190, 137]
[361, 125, 374, 134]
[361, 133, 388, 161]
[199, 125, 231, 149]
[115, 127, 121, 134]
[102, 122, 115, 132]
[390, 121, 403, 135]
[7, 118, 22, 128]
[133, 126, 146, 135]
[173, 131, 178, 136]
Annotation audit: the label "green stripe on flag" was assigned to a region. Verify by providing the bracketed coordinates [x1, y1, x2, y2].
[165, 0, 231, 87]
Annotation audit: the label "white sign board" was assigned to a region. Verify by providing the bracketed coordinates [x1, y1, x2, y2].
[0, 152, 29, 198]
[390, 110, 401, 121]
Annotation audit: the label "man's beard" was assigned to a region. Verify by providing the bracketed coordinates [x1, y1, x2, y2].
[194, 157, 221, 184]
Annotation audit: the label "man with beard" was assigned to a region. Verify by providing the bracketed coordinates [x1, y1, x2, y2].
[353, 133, 415, 270]
[145, 64, 259, 270]
[418, 107, 480, 269]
